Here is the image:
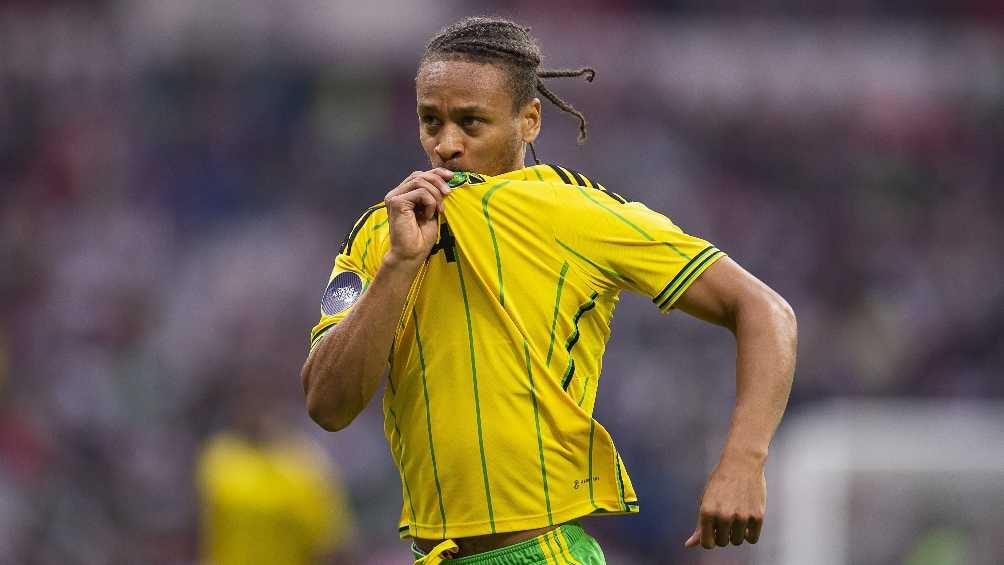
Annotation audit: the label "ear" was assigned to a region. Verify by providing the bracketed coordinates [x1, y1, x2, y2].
[520, 98, 542, 144]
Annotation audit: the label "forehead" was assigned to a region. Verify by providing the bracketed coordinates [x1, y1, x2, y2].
[416, 59, 514, 111]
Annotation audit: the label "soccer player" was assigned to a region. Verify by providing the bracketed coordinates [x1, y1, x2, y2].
[199, 373, 355, 565]
[301, 16, 797, 565]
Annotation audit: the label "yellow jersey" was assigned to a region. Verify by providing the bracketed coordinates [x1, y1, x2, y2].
[309, 163, 725, 540]
[197, 432, 352, 565]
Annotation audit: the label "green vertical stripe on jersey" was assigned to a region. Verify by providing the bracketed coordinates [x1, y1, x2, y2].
[455, 248, 496, 532]
[387, 405, 418, 536]
[577, 375, 590, 407]
[482, 181, 512, 307]
[524, 340, 553, 526]
[660, 240, 691, 261]
[563, 176, 691, 261]
[545, 262, 570, 367]
[358, 216, 388, 267]
[412, 309, 448, 538]
[531, 166, 545, 181]
[555, 238, 635, 285]
[572, 184, 653, 240]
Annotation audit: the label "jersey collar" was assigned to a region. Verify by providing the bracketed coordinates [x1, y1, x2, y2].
[449, 165, 550, 187]
[492, 164, 550, 181]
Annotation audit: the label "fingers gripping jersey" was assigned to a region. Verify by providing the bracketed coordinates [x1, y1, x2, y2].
[308, 164, 725, 540]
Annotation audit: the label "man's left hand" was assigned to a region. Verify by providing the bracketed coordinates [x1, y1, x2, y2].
[684, 459, 766, 549]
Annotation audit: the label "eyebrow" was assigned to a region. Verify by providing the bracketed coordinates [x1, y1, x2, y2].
[417, 103, 490, 114]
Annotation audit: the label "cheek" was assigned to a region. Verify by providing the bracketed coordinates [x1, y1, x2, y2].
[481, 124, 520, 153]
[502, 124, 524, 154]
[483, 129, 521, 170]
[418, 131, 436, 152]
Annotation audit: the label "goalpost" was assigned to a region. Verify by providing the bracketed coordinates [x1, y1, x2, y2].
[758, 399, 1004, 565]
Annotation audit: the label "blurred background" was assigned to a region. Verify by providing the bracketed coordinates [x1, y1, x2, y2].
[1, 1, 1002, 564]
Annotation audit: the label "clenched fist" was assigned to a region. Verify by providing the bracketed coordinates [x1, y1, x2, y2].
[685, 460, 766, 550]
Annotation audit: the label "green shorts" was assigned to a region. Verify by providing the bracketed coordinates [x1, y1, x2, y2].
[410, 521, 605, 565]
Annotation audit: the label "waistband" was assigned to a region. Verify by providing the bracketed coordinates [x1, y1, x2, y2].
[411, 522, 588, 564]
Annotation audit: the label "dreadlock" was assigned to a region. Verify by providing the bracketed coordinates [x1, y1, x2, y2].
[420, 16, 596, 147]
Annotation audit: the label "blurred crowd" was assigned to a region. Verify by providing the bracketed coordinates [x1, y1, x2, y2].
[1, 2, 1002, 564]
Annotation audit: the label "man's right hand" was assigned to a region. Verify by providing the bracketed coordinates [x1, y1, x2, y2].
[383, 169, 455, 267]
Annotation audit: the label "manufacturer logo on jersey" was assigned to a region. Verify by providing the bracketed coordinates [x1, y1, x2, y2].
[321, 271, 363, 315]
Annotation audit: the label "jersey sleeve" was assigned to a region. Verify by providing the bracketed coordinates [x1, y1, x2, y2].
[308, 204, 388, 351]
[551, 184, 725, 313]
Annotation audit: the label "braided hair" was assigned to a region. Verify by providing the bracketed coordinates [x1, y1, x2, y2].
[420, 16, 595, 150]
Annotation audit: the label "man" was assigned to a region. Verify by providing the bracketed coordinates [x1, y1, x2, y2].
[199, 369, 355, 565]
[301, 16, 796, 565]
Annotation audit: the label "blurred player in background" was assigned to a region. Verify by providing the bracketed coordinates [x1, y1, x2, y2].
[198, 368, 355, 565]
[301, 16, 796, 564]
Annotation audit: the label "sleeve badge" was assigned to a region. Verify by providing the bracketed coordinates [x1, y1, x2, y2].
[321, 271, 363, 315]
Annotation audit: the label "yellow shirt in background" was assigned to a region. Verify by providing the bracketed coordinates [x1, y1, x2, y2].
[197, 432, 352, 565]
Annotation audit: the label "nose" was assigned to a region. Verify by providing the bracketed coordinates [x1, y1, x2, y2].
[435, 125, 463, 164]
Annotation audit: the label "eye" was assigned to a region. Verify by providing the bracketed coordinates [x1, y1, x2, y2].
[420, 115, 441, 127]
[460, 116, 481, 128]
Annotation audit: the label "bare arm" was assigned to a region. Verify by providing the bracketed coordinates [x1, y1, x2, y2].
[301, 169, 453, 431]
[302, 256, 423, 431]
[674, 256, 797, 549]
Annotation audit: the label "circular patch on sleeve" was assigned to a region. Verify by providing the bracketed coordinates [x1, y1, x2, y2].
[321, 271, 363, 316]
